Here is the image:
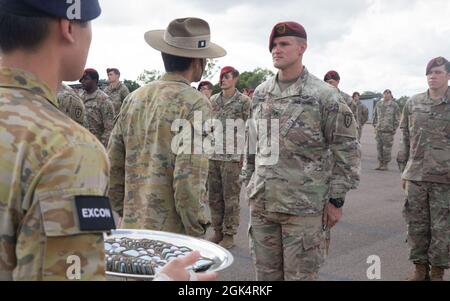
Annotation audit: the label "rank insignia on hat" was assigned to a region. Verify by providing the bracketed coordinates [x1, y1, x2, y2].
[198, 40, 206, 48]
[276, 24, 286, 34]
[344, 112, 353, 128]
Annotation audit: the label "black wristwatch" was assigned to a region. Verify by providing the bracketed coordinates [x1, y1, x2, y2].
[329, 198, 345, 208]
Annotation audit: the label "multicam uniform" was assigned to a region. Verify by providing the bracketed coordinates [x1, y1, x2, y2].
[373, 99, 401, 165]
[208, 89, 251, 237]
[350, 100, 369, 140]
[80, 89, 115, 147]
[57, 83, 88, 127]
[0, 67, 113, 281]
[241, 67, 361, 281]
[397, 88, 450, 269]
[104, 82, 130, 117]
[108, 73, 211, 237]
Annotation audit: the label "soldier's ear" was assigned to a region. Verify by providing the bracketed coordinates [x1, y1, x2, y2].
[59, 19, 76, 44]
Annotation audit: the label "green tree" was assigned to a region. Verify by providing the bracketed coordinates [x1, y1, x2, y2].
[123, 79, 141, 93]
[237, 68, 275, 91]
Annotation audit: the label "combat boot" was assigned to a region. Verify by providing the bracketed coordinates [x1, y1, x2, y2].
[375, 162, 383, 170]
[379, 163, 388, 171]
[208, 230, 223, 244]
[430, 266, 445, 281]
[408, 263, 430, 281]
[219, 235, 234, 249]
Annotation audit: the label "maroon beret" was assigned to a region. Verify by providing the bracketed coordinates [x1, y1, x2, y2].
[198, 81, 213, 90]
[220, 66, 237, 81]
[269, 22, 307, 52]
[80, 68, 99, 82]
[426, 56, 449, 75]
[324, 70, 340, 82]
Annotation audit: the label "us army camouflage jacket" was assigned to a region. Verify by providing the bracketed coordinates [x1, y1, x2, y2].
[397, 88, 450, 184]
[108, 73, 211, 237]
[0, 67, 111, 280]
[104, 82, 130, 116]
[57, 83, 88, 127]
[340, 90, 353, 107]
[372, 99, 400, 132]
[80, 88, 115, 147]
[209, 89, 251, 161]
[350, 101, 369, 128]
[241, 67, 361, 216]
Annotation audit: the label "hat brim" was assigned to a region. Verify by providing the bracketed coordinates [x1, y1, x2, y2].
[144, 30, 226, 59]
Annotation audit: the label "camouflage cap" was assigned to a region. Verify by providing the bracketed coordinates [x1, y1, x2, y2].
[269, 21, 307, 52]
[0, 0, 101, 22]
[324, 70, 340, 82]
[426, 56, 449, 75]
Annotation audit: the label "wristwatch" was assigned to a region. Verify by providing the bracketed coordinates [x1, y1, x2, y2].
[329, 198, 345, 209]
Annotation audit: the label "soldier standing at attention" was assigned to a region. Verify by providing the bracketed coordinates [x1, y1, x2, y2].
[397, 57, 450, 281]
[207, 66, 251, 249]
[241, 22, 361, 281]
[350, 92, 369, 141]
[104, 68, 130, 116]
[324, 70, 353, 106]
[108, 18, 226, 238]
[373, 89, 400, 170]
[80, 68, 115, 147]
[57, 83, 88, 127]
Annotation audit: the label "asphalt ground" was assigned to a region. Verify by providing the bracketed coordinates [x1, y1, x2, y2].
[215, 126, 450, 281]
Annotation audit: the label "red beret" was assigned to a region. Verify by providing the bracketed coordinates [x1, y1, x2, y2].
[324, 70, 340, 82]
[198, 81, 213, 90]
[220, 66, 237, 81]
[426, 56, 449, 75]
[80, 68, 99, 82]
[269, 22, 307, 52]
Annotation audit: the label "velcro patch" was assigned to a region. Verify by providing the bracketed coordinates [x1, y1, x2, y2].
[75, 196, 116, 231]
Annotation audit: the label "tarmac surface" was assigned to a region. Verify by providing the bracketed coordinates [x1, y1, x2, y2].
[215, 126, 450, 281]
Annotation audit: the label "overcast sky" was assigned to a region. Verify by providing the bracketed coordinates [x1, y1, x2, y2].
[86, 0, 450, 97]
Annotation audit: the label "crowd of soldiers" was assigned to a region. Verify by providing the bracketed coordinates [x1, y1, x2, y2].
[0, 0, 449, 282]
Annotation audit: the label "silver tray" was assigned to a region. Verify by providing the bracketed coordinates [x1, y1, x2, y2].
[104, 229, 234, 280]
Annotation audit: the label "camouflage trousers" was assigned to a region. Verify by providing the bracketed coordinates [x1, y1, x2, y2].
[375, 130, 395, 164]
[208, 160, 241, 236]
[403, 181, 450, 268]
[249, 201, 326, 281]
[357, 125, 364, 141]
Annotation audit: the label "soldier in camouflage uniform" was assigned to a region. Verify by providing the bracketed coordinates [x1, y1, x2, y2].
[324, 70, 353, 107]
[104, 68, 130, 116]
[198, 80, 214, 100]
[80, 68, 115, 147]
[57, 83, 88, 127]
[108, 18, 226, 237]
[373, 89, 400, 170]
[207, 66, 251, 249]
[0, 0, 115, 281]
[397, 57, 450, 281]
[241, 22, 361, 281]
[350, 92, 369, 141]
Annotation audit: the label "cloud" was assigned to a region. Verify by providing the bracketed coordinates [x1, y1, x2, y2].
[86, 0, 450, 97]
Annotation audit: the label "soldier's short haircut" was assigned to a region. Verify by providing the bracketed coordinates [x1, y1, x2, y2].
[0, 13, 50, 53]
[161, 53, 195, 73]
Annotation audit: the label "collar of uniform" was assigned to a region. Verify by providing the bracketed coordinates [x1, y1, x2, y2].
[220, 88, 239, 104]
[107, 81, 122, 92]
[270, 66, 309, 97]
[82, 88, 102, 102]
[0, 67, 57, 107]
[160, 72, 191, 86]
[427, 87, 450, 105]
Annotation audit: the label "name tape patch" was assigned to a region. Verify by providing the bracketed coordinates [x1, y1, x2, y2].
[75, 196, 116, 231]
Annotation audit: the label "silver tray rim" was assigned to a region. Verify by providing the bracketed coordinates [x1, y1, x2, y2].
[104, 229, 234, 279]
